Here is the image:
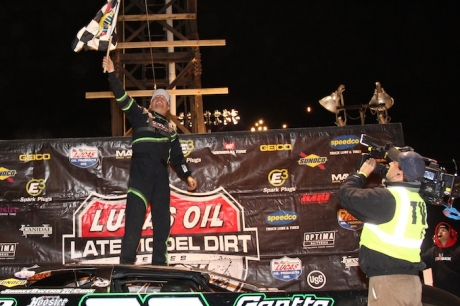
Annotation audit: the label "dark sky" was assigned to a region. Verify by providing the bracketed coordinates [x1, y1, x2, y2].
[1, 1, 460, 172]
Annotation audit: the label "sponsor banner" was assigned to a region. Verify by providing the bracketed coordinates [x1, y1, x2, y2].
[0, 124, 405, 292]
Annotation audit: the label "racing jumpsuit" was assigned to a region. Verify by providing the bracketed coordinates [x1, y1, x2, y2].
[107, 72, 192, 265]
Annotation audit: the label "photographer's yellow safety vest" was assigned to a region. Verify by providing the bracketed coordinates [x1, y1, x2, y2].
[360, 186, 427, 263]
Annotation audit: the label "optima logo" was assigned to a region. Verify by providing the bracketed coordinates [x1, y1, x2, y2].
[266, 211, 298, 225]
[329, 135, 360, 150]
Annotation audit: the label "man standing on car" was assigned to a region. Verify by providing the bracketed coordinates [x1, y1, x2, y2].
[338, 148, 427, 305]
[102, 56, 197, 266]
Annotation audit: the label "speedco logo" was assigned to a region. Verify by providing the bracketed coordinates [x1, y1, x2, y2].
[234, 293, 333, 306]
[329, 135, 360, 150]
[298, 153, 327, 169]
[19, 153, 51, 161]
[260, 144, 292, 151]
[268, 169, 288, 186]
[180, 139, 194, 157]
[266, 211, 298, 225]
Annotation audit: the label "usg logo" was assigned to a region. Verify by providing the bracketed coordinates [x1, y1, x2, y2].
[266, 211, 298, 225]
[19, 153, 51, 161]
[329, 135, 360, 150]
[307, 270, 327, 289]
[260, 144, 292, 151]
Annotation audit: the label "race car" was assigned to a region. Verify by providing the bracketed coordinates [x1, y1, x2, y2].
[1, 264, 459, 306]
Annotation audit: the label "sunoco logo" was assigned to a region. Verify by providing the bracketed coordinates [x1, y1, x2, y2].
[0, 167, 16, 183]
[298, 153, 327, 169]
[180, 139, 194, 157]
[329, 135, 360, 150]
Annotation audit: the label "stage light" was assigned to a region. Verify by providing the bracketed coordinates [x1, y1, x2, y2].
[319, 84, 347, 126]
[204, 110, 212, 125]
[369, 82, 393, 124]
[250, 119, 268, 132]
[177, 112, 185, 126]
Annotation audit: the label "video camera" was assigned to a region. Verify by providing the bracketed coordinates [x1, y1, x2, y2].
[359, 134, 460, 205]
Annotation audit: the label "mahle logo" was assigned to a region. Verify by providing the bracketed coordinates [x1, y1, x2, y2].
[268, 169, 288, 186]
[180, 139, 194, 157]
[116, 149, 132, 159]
[26, 179, 46, 196]
[331, 173, 349, 183]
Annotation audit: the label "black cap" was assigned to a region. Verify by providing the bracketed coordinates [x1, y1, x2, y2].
[387, 147, 425, 181]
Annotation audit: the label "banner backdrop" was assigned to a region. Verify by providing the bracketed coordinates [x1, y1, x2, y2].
[0, 123, 405, 292]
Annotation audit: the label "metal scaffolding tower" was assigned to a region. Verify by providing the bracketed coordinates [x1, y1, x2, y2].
[86, 0, 227, 135]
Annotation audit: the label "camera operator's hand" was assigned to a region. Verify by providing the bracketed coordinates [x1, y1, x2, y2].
[359, 158, 376, 178]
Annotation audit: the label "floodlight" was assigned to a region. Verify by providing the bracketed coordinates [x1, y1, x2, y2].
[319, 84, 347, 126]
[319, 84, 345, 113]
[369, 82, 393, 124]
[369, 82, 394, 110]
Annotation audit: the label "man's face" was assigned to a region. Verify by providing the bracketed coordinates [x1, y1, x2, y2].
[437, 227, 449, 246]
[385, 161, 401, 181]
[149, 94, 170, 115]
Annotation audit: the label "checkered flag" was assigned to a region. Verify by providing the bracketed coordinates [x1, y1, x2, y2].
[71, 0, 120, 52]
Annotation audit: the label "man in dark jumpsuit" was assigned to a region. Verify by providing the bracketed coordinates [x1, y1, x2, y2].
[102, 56, 197, 266]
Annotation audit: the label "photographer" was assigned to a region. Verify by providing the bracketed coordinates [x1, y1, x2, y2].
[338, 148, 427, 306]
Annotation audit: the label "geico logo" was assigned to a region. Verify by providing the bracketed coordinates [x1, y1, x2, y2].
[267, 214, 297, 222]
[330, 138, 360, 147]
[260, 144, 292, 151]
[19, 154, 51, 161]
